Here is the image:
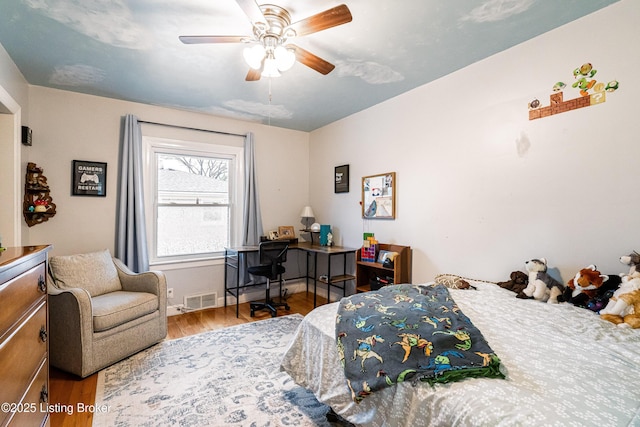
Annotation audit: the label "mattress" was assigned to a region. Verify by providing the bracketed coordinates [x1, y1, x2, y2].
[280, 282, 640, 427]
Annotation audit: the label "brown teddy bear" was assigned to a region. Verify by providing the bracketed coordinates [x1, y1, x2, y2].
[496, 271, 528, 296]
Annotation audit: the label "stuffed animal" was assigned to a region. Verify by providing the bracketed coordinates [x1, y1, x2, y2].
[620, 250, 640, 275]
[521, 258, 564, 303]
[599, 273, 640, 328]
[563, 265, 621, 312]
[496, 271, 528, 295]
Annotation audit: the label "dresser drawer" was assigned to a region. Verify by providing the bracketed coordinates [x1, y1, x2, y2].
[5, 358, 49, 427]
[0, 301, 48, 426]
[0, 263, 47, 340]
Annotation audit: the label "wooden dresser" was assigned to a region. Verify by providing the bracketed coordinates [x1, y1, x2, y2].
[0, 245, 51, 427]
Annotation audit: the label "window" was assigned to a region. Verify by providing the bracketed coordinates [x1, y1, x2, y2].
[144, 136, 244, 264]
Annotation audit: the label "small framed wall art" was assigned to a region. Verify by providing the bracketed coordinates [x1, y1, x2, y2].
[335, 164, 349, 193]
[72, 160, 107, 197]
[362, 172, 395, 219]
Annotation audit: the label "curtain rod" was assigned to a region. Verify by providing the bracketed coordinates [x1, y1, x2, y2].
[138, 120, 246, 138]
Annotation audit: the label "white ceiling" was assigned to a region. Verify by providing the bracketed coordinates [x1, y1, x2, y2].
[0, 0, 619, 131]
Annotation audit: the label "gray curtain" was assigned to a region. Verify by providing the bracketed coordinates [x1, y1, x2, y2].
[116, 114, 149, 272]
[242, 132, 263, 246]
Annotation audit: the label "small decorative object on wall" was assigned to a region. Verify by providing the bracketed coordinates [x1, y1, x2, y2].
[23, 162, 57, 227]
[335, 164, 349, 193]
[277, 226, 295, 239]
[362, 172, 395, 219]
[72, 160, 107, 196]
[529, 62, 619, 121]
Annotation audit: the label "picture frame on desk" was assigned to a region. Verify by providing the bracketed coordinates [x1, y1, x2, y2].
[278, 226, 295, 239]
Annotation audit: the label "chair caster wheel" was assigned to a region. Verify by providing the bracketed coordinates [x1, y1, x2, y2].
[250, 310, 255, 317]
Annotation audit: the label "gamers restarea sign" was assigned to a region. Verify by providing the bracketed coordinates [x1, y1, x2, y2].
[72, 160, 107, 197]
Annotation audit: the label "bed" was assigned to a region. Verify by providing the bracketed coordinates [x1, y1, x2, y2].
[280, 281, 640, 427]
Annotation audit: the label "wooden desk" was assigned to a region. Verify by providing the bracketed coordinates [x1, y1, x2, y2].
[294, 242, 357, 307]
[224, 243, 357, 316]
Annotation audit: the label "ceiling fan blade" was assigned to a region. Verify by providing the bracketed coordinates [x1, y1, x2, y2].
[246, 68, 262, 81]
[286, 4, 352, 37]
[179, 35, 247, 44]
[236, 0, 266, 25]
[288, 44, 335, 75]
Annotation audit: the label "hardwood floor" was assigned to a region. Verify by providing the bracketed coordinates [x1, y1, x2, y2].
[49, 291, 327, 427]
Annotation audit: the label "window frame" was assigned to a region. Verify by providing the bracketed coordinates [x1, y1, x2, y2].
[142, 136, 244, 266]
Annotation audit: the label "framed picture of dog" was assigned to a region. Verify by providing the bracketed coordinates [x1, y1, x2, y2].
[72, 160, 107, 196]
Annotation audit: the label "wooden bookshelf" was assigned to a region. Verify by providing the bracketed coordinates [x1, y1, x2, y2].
[356, 243, 411, 292]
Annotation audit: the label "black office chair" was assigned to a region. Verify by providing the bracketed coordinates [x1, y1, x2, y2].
[249, 241, 290, 317]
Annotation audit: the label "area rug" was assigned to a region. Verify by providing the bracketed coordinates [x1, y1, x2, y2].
[92, 314, 332, 426]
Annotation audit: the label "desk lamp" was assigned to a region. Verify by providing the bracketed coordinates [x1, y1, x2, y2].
[300, 206, 315, 230]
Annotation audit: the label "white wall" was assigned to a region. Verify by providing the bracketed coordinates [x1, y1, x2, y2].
[0, 42, 27, 247]
[0, 113, 21, 247]
[309, 0, 640, 284]
[0, 42, 28, 113]
[21, 86, 310, 305]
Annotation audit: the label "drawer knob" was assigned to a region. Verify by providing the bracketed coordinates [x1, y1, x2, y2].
[38, 275, 46, 293]
[40, 385, 48, 403]
[39, 326, 48, 342]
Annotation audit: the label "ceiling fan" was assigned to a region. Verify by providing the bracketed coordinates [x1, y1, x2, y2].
[179, 1, 352, 81]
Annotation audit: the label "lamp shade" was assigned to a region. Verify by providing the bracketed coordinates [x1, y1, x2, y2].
[243, 44, 265, 70]
[274, 46, 295, 71]
[261, 53, 281, 77]
[300, 206, 315, 218]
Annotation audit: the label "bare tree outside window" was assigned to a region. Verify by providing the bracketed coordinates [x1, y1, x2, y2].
[176, 157, 228, 181]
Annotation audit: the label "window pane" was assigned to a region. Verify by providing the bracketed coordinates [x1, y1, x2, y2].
[157, 154, 229, 205]
[156, 153, 231, 258]
[157, 205, 229, 257]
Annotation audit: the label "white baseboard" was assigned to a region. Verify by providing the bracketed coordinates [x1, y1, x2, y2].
[166, 278, 346, 317]
[219, 279, 308, 307]
[167, 305, 185, 317]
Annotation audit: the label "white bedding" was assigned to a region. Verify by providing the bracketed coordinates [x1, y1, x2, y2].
[280, 282, 640, 427]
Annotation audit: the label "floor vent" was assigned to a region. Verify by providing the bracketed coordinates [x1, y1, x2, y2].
[184, 292, 217, 311]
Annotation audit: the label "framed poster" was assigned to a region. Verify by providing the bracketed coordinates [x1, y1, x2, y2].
[72, 160, 107, 196]
[362, 172, 395, 219]
[335, 164, 349, 193]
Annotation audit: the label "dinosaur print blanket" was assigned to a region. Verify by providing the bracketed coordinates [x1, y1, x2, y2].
[336, 284, 504, 402]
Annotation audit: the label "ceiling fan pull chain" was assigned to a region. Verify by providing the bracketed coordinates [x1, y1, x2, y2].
[268, 78, 272, 126]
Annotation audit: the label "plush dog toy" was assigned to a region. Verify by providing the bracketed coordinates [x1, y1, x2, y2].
[496, 271, 528, 295]
[600, 273, 640, 328]
[620, 250, 640, 275]
[563, 265, 621, 311]
[521, 258, 564, 303]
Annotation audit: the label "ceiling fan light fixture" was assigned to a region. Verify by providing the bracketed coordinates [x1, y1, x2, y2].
[180, 2, 352, 81]
[243, 44, 265, 69]
[274, 45, 295, 71]
[262, 54, 281, 77]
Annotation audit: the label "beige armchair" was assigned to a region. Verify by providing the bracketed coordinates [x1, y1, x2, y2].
[47, 249, 167, 378]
